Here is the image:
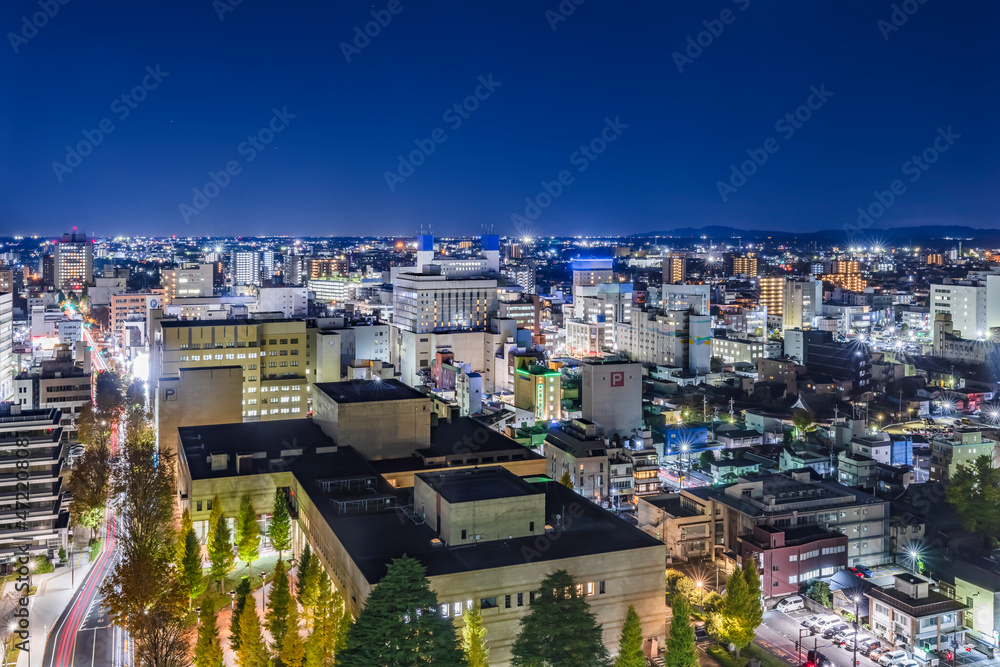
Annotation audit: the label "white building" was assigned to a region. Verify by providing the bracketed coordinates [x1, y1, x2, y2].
[257, 287, 308, 318]
[615, 309, 712, 374]
[783, 278, 822, 331]
[163, 263, 213, 302]
[54, 230, 93, 292]
[929, 278, 1000, 342]
[231, 250, 261, 286]
[392, 270, 498, 335]
[661, 284, 710, 316]
[566, 318, 606, 358]
[0, 292, 12, 400]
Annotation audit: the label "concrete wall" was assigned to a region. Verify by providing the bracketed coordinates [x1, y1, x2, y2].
[156, 366, 243, 459]
[312, 388, 431, 459]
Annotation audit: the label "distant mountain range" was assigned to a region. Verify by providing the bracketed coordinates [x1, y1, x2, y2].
[631, 225, 1000, 246]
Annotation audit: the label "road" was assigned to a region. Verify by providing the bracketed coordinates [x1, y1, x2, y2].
[41, 422, 129, 667]
[81, 327, 111, 374]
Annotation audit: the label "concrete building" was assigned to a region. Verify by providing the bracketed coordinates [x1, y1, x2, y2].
[0, 406, 69, 569]
[544, 420, 609, 505]
[929, 279, 1000, 342]
[662, 254, 687, 285]
[661, 284, 709, 316]
[0, 292, 12, 400]
[566, 318, 606, 358]
[615, 309, 712, 373]
[54, 230, 93, 291]
[175, 421, 666, 667]
[154, 366, 244, 458]
[257, 286, 308, 318]
[581, 359, 642, 439]
[162, 263, 213, 302]
[154, 318, 308, 421]
[392, 270, 498, 335]
[929, 429, 998, 482]
[232, 250, 261, 286]
[868, 573, 966, 653]
[759, 277, 785, 319]
[740, 524, 849, 598]
[783, 278, 822, 331]
[571, 258, 613, 288]
[14, 345, 91, 439]
[637, 493, 714, 562]
[110, 290, 164, 343]
[713, 330, 768, 365]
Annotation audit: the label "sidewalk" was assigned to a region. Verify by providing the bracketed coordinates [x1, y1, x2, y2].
[15, 539, 97, 667]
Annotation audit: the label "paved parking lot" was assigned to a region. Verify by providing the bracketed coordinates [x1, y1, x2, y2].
[759, 607, 1000, 667]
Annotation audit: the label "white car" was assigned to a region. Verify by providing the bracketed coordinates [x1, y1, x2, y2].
[878, 650, 908, 666]
[776, 595, 805, 612]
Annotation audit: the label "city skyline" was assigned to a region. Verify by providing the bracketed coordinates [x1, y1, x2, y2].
[3, 0, 998, 238]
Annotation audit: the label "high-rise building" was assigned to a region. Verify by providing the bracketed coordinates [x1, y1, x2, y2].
[40, 254, 55, 287]
[231, 250, 261, 286]
[661, 283, 709, 316]
[930, 278, 1000, 342]
[581, 359, 642, 439]
[662, 254, 686, 285]
[261, 248, 275, 279]
[0, 292, 12, 400]
[54, 230, 93, 291]
[725, 253, 758, 277]
[572, 258, 614, 287]
[514, 364, 562, 422]
[615, 309, 712, 374]
[392, 271, 498, 334]
[783, 279, 822, 330]
[758, 277, 785, 317]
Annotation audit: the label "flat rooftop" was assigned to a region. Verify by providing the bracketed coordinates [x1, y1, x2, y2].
[314, 379, 426, 404]
[416, 467, 542, 503]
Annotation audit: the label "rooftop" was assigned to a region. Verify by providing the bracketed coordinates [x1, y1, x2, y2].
[314, 379, 427, 404]
[416, 467, 542, 503]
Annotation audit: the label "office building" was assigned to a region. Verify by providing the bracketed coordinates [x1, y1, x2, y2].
[54, 230, 93, 291]
[783, 278, 822, 330]
[544, 420, 610, 504]
[14, 345, 92, 439]
[581, 359, 642, 439]
[615, 309, 712, 373]
[257, 286, 308, 318]
[565, 318, 606, 358]
[110, 290, 164, 343]
[801, 329, 871, 389]
[661, 283, 709, 316]
[930, 278, 1000, 342]
[929, 429, 997, 482]
[739, 524, 849, 598]
[571, 258, 614, 288]
[392, 270, 498, 334]
[162, 263, 213, 302]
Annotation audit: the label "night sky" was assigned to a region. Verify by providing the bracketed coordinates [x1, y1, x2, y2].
[1, 0, 997, 238]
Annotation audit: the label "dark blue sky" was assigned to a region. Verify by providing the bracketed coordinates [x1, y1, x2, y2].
[1, 0, 997, 238]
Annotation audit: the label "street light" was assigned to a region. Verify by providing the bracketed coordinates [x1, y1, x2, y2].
[852, 595, 862, 667]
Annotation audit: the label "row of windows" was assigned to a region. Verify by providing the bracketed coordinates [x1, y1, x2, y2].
[442, 581, 607, 617]
[822, 545, 846, 555]
[178, 342, 257, 350]
[243, 408, 302, 416]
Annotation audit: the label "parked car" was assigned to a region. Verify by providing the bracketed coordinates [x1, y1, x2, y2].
[776, 596, 805, 613]
[847, 567, 865, 578]
[801, 614, 825, 628]
[860, 639, 883, 655]
[810, 616, 840, 632]
[844, 634, 873, 650]
[822, 622, 849, 638]
[868, 647, 891, 662]
[895, 661, 919, 667]
[878, 649, 908, 666]
[806, 650, 833, 667]
[857, 565, 874, 577]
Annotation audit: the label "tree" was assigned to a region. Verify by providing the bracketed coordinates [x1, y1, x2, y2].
[807, 581, 832, 608]
[613, 606, 644, 667]
[194, 604, 225, 667]
[237, 605, 271, 667]
[269, 489, 292, 560]
[699, 451, 714, 470]
[299, 546, 321, 623]
[236, 493, 261, 576]
[66, 438, 111, 541]
[462, 604, 490, 667]
[792, 409, 815, 438]
[702, 591, 724, 614]
[947, 454, 1000, 539]
[280, 597, 306, 667]
[208, 513, 235, 590]
[741, 558, 763, 639]
[710, 565, 759, 657]
[230, 576, 252, 651]
[206, 495, 223, 551]
[176, 508, 193, 566]
[337, 555, 465, 666]
[296, 544, 313, 605]
[665, 596, 697, 667]
[558, 471, 575, 490]
[181, 526, 206, 605]
[511, 569, 609, 667]
[267, 560, 293, 655]
[307, 570, 343, 666]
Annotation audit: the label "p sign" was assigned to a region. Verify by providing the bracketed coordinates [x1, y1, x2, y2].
[610, 371, 624, 387]
[163, 388, 177, 401]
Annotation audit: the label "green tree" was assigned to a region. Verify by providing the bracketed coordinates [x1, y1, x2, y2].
[208, 513, 235, 590]
[237, 604, 271, 667]
[712, 565, 759, 657]
[558, 470, 575, 489]
[267, 560, 293, 655]
[792, 409, 815, 438]
[309, 570, 343, 666]
[206, 496, 223, 551]
[699, 451, 714, 469]
[807, 581, 832, 608]
[67, 438, 111, 541]
[511, 569, 609, 667]
[296, 544, 314, 608]
[702, 591, 724, 614]
[230, 576, 252, 651]
[462, 604, 490, 667]
[337, 555, 465, 667]
[181, 526, 206, 605]
[613, 606, 644, 667]
[236, 493, 261, 576]
[176, 508, 193, 566]
[665, 596, 697, 667]
[299, 546, 321, 623]
[947, 454, 1000, 539]
[269, 489, 292, 560]
[193, 604, 224, 667]
[742, 558, 763, 633]
[280, 598, 306, 667]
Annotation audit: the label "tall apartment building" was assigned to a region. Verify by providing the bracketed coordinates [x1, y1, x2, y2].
[571, 258, 614, 288]
[758, 277, 785, 317]
[110, 290, 164, 342]
[726, 253, 758, 277]
[162, 264, 213, 302]
[0, 292, 12, 400]
[662, 283, 710, 316]
[155, 319, 308, 421]
[0, 406, 70, 568]
[783, 278, 822, 330]
[614, 308, 712, 373]
[306, 256, 349, 279]
[662, 254, 687, 285]
[54, 230, 93, 291]
[231, 250, 261, 286]
[392, 270, 498, 334]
